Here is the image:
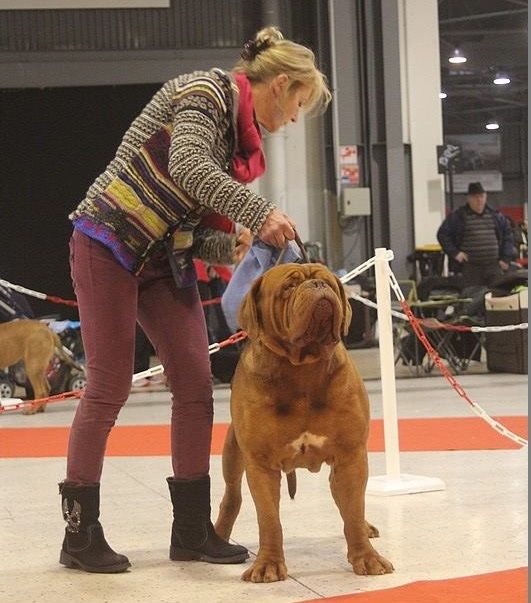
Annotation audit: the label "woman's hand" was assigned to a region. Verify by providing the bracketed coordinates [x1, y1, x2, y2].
[257, 209, 296, 247]
[233, 227, 252, 264]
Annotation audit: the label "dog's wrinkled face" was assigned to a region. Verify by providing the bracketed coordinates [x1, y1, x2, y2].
[239, 263, 352, 364]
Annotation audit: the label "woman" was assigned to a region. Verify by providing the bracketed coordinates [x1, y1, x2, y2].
[59, 26, 331, 573]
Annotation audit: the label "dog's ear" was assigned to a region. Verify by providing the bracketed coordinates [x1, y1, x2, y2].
[333, 275, 352, 336]
[238, 275, 263, 340]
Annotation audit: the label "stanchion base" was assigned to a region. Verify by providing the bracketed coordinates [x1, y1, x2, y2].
[366, 473, 445, 496]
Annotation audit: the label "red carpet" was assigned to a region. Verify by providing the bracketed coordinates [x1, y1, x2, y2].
[298, 567, 528, 603]
[0, 416, 526, 458]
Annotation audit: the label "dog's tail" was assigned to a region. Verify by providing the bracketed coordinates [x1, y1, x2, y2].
[51, 331, 83, 371]
[286, 470, 297, 499]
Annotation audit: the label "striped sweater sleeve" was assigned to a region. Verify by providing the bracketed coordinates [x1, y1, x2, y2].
[192, 227, 236, 265]
[167, 77, 275, 234]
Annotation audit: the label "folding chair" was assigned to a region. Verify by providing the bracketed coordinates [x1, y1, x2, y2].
[394, 278, 484, 375]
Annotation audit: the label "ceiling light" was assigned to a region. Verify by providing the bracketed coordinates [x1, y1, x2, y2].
[439, 92, 448, 99]
[493, 72, 510, 85]
[449, 47, 467, 64]
[485, 119, 499, 130]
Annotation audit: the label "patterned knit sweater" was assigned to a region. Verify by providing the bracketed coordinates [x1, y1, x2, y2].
[70, 68, 274, 274]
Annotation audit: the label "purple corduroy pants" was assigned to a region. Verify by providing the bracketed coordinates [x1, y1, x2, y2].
[66, 229, 213, 484]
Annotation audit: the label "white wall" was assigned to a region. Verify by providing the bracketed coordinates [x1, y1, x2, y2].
[400, 0, 445, 246]
[257, 118, 311, 242]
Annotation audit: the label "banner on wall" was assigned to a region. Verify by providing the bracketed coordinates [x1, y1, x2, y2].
[443, 133, 503, 192]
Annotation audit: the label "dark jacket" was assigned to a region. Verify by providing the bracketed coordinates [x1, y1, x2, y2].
[437, 204, 516, 271]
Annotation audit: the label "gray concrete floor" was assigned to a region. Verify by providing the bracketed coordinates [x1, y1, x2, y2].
[0, 348, 527, 603]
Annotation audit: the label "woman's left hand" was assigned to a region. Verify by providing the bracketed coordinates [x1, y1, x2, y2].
[258, 209, 296, 247]
[233, 227, 252, 264]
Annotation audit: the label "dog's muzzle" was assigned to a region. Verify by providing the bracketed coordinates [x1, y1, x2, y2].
[291, 281, 340, 347]
[296, 298, 335, 346]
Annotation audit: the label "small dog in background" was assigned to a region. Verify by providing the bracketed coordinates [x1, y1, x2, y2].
[0, 319, 79, 414]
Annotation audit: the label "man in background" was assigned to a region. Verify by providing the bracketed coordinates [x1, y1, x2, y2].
[437, 182, 516, 286]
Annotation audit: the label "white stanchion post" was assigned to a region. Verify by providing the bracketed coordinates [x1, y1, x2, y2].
[373, 248, 401, 478]
[366, 248, 445, 496]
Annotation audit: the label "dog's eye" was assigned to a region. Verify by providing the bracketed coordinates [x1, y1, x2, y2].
[281, 283, 297, 298]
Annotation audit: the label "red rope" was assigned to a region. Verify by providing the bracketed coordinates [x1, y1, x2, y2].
[45, 295, 78, 307]
[218, 331, 248, 348]
[417, 318, 472, 332]
[400, 301, 473, 403]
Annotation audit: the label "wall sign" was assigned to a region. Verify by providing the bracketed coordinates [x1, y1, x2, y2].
[339, 145, 359, 186]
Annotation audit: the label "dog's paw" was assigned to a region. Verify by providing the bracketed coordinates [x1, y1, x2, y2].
[349, 549, 394, 575]
[242, 558, 288, 583]
[21, 405, 39, 415]
[365, 520, 379, 538]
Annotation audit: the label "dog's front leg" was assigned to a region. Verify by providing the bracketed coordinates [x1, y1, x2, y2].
[242, 463, 287, 583]
[330, 452, 393, 575]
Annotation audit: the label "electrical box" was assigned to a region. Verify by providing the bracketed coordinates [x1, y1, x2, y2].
[341, 187, 371, 216]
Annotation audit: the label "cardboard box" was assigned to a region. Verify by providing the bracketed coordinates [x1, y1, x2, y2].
[485, 289, 528, 374]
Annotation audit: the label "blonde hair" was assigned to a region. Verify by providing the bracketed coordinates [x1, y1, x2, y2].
[233, 26, 332, 116]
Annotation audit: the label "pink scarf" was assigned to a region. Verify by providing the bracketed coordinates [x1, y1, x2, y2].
[231, 73, 266, 184]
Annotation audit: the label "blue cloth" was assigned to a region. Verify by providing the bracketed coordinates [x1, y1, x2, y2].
[221, 240, 301, 333]
[49, 320, 81, 333]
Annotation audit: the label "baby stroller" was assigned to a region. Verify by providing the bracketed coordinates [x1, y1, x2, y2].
[42, 320, 86, 395]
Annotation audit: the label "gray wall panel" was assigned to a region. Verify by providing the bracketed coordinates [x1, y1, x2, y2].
[0, 0, 258, 52]
[0, 48, 238, 87]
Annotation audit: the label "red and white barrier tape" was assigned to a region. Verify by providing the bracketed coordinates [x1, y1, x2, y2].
[0, 278, 78, 307]
[387, 269, 528, 448]
[4, 269, 524, 334]
[346, 282, 527, 334]
[0, 390, 83, 414]
[0, 331, 249, 412]
[341, 256, 378, 284]
[1, 278, 224, 311]
[131, 331, 249, 382]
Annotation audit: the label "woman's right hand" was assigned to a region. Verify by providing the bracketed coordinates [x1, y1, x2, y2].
[257, 209, 296, 248]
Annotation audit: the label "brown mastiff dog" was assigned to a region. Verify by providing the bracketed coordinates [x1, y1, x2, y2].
[215, 262, 393, 583]
[0, 319, 76, 414]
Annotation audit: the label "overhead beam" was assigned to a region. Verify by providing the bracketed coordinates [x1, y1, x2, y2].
[440, 8, 527, 24]
[440, 28, 527, 35]
[444, 103, 526, 115]
[504, 0, 528, 7]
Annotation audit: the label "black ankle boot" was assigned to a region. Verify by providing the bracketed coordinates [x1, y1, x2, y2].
[59, 482, 131, 573]
[167, 475, 248, 564]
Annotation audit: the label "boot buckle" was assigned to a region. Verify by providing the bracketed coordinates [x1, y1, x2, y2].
[62, 499, 82, 533]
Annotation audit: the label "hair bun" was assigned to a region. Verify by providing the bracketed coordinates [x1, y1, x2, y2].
[240, 26, 284, 61]
[255, 26, 284, 47]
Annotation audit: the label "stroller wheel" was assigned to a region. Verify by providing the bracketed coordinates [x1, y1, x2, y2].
[68, 372, 87, 392]
[0, 378, 16, 399]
